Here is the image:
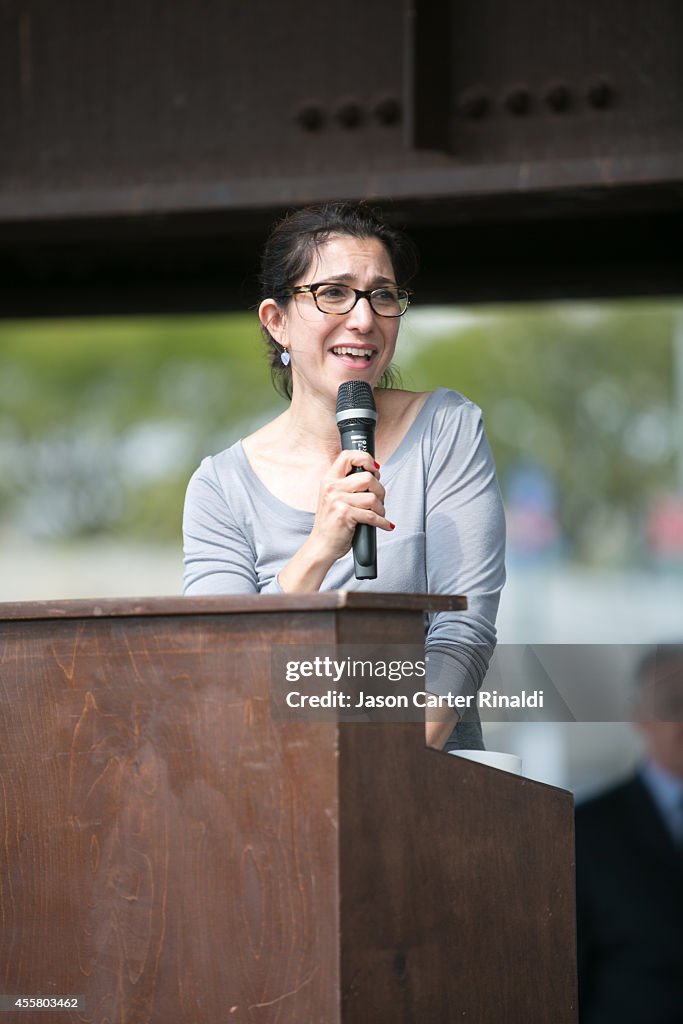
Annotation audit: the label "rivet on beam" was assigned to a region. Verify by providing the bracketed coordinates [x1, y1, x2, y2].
[335, 101, 364, 130]
[457, 88, 490, 119]
[544, 81, 572, 114]
[504, 85, 532, 116]
[296, 105, 326, 132]
[373, 96, 402, 126]
[586, 77, 615, 110]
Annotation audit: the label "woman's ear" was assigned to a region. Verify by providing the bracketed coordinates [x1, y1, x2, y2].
[259, 298, 287, 345]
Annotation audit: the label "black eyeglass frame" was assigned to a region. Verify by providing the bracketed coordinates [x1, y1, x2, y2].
[289, 281, 413, 318]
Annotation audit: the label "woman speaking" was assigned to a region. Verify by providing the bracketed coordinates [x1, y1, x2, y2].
[183, 202, 506, 751]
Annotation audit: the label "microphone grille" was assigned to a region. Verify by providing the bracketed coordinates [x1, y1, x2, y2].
[336, 380, 376, 415]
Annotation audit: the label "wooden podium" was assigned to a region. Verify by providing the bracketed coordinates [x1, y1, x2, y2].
[0, 594, 577, 1023]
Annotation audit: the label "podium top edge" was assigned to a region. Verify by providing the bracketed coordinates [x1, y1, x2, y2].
[0, 591, 467, 622]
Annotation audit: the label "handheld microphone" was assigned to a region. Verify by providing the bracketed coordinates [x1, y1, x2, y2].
[335, 381, 378, 580]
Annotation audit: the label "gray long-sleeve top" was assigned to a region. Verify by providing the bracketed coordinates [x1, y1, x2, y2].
[183, 388, 506, 748]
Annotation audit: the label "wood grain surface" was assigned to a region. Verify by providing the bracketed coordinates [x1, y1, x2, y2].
[0, 591, 466, 623]
[0, 608, 342, 1022]
[338, 724, 577, 1022]
[0, 600, 575, 1023]
[335, 608, 577, 1023]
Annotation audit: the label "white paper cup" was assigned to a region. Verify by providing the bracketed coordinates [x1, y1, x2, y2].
[449, 750, 523, 775]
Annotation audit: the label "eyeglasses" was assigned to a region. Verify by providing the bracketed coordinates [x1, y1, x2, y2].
[290, 281, 412, 317]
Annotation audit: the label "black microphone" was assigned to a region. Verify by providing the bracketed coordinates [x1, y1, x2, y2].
[335, 381, 378, 580]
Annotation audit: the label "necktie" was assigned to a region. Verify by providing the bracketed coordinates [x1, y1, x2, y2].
[672, 792, 683, 849]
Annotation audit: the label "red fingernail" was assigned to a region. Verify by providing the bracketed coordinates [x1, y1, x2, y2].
[390, 522, 396, 530]
[374, 461, 381, 469]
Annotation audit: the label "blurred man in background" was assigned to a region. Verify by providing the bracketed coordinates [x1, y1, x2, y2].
[575, 644, 683, 1024]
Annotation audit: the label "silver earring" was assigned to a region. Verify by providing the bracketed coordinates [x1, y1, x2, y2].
[280, 349, 291, 366]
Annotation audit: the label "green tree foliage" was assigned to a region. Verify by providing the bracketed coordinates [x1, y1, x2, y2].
[401, 301, 678, 565]
[0, 300, 679, 565]
[0, 314, 285, 541]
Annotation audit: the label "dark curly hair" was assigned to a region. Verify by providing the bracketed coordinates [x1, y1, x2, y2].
[259, 201, 418, 399]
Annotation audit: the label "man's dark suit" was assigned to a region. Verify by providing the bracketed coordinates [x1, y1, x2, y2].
[575, 774, 683, 1024]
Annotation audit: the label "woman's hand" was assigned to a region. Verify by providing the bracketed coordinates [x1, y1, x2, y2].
[310, 450, 393, 562]
[278, 450, 394, 593]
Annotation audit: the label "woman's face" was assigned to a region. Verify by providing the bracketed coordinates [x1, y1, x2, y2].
[266, 233, 401, 404]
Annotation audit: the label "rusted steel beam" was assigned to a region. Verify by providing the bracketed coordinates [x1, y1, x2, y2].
[1, 1, 682, 314]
